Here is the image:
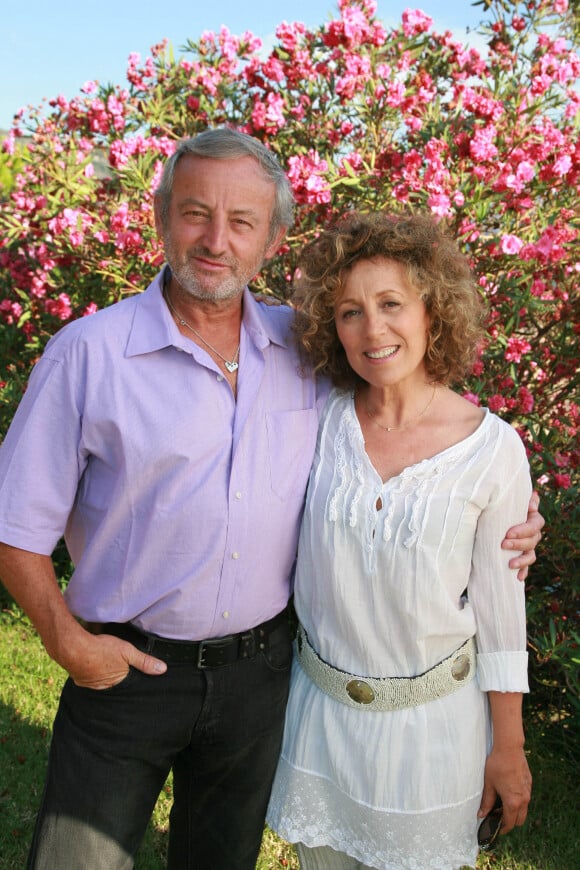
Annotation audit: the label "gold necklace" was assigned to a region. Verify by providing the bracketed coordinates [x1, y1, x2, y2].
[165, 293, 240, 374]
[365, 387, 436, 432]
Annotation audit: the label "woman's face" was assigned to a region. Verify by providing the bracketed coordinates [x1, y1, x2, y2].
[334, 257, 431, 389]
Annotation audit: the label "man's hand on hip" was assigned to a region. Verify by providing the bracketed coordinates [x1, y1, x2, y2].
[69, 630, 167, 689]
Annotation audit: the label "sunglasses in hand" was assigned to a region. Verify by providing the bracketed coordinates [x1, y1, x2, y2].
[477, 796, 503, 852]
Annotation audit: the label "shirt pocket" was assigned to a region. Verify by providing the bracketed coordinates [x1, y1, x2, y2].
[266, 409, 318, 501]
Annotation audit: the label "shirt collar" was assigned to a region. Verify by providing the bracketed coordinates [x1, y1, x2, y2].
[126, 268, 291, 358]
[241, 287, 291, 352]
[125, 268, 177, 357]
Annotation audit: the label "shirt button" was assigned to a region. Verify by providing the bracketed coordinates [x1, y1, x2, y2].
[222, 611, 230, 619]
[235, 491, 242, 500]
[217, 375, 224, 382]
[232, 551, 240, 560]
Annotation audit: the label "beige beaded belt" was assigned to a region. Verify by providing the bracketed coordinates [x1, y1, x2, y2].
[296, 625, 476, 712]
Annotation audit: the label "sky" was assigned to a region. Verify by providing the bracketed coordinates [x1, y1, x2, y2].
[1, 0, 486, 130]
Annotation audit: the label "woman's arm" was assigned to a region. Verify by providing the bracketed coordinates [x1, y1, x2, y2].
[502, 491, 544, 581]
[479, 692, 532, 833]
[468, 424, 533, 834]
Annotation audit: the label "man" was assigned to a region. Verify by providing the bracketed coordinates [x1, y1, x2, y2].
[0, 128, 542, 870]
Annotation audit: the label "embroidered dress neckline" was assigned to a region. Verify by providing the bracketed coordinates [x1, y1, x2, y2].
[344, 391, 489, 487]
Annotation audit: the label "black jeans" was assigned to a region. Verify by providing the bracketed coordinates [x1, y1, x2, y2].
[27, 619, 292, 870]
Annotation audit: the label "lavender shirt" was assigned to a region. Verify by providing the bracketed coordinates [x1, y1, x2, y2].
[0, 270, 326, 639]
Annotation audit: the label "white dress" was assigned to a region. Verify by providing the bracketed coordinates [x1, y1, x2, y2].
[267, 389, 531, 870]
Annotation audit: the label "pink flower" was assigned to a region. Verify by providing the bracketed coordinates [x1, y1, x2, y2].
[216, 26, 240, 62]
[488, 394, 507, 412]
[2, 130, 15, 155]
[427, 192, 452, 217]
[48, 208, 93, 246]
[115, 230, 143, 252]
[517, 387, 535, 413]
[287, 151, 331, 205]
[469, 126, 499, 161]
[500, 234, 524, 255]
[45, 293, 73, 320]
[240, 31, 262, 53]
[516, 160, 535, 182]
[87, 98, 110, 134]
[261, 56, 285, 83]
[251, 94, 286, 133]
[401, 9, 433, 37]
[107, 94, 127, 132]
[111, 202, 130, 231]
[505, 336, 532, 362]
[530, 279, 547, 297]
[463, 392, 481, 406]
[386, 80, 406, 108]
[553, 473, 571, 489]
[264, 92, 287, 131]
[553, 154, 572, 176]
[342, 6, 371, 44]
[0, 299, 23, 325]
[275, 21, 306, 52]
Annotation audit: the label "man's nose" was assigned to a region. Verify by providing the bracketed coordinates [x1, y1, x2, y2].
[200, 215, 228, 254]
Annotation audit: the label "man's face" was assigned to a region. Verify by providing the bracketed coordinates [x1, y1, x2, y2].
[155, 154, 285, 303]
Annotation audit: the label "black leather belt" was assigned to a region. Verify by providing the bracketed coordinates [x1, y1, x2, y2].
[101, 607, 288, 668]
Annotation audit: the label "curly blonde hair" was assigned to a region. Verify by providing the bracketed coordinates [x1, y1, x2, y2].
[293, 211, 485, 389]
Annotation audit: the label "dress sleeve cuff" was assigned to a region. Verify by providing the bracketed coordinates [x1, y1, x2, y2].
[476, 651, 529, 692]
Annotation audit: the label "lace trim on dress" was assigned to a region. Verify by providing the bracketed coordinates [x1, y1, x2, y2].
[268, 760, 480, 870]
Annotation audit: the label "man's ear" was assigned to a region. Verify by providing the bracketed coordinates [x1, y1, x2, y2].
[264, 225, 288, 261]
[153, 196, 164, 238]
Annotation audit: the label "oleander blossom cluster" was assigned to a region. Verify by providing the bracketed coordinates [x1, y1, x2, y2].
[0, 0, 578, 688]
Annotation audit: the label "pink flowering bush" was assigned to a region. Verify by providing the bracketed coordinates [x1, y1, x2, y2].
[0, 0, 578, 716]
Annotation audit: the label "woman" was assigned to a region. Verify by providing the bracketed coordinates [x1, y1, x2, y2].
[267, 212, 532, 869]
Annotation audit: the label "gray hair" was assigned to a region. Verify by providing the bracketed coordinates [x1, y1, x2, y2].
[155, 127, 295, 243]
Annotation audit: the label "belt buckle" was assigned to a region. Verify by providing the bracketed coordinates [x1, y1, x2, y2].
[197, 636, 235, 669]
[346, 679, 376, 705]
[451, 652, 471, 681]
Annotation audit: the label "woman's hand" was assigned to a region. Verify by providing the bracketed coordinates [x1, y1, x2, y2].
[481, 691, 532, 834]
[480, 744, 532, 833]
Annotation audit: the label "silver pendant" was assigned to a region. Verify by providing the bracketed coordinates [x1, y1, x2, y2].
[225, 361, 239, 373]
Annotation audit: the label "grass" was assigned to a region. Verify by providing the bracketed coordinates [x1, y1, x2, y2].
[0, 611, 576, 870]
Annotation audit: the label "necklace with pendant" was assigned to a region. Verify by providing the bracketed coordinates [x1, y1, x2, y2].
[165, 292, 240, 373]
[365, 386, 436, 432]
